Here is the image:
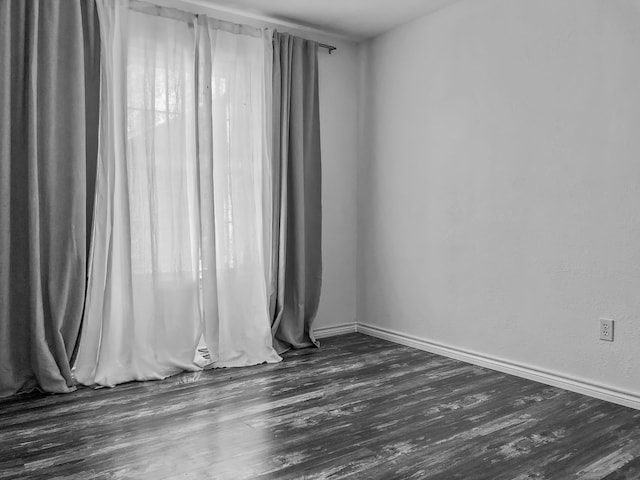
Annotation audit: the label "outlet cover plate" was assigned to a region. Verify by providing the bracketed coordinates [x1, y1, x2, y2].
[600, 319, 614, 342]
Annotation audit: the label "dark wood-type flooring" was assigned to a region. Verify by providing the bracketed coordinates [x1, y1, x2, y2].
[2, 333, 640, 479]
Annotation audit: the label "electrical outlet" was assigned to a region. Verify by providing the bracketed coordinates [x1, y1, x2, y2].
[600, 319, 614, 342]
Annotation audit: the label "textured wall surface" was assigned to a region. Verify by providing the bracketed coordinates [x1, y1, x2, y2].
[358, 0, 640, 395]
[314, 39, 359, 330]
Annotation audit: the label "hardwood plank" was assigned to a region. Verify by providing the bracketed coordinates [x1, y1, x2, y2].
[1, 333, 640, 479]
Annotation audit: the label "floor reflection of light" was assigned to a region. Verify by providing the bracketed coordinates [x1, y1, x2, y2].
[106, 375, 278, 479]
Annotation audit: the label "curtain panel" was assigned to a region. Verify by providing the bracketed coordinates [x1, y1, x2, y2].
[270, 32, 323, 353]
[0, 0, 100, 397]
[74, 0, 280, 387]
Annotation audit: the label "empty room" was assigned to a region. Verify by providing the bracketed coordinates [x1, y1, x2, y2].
[2, 0, 640, 478]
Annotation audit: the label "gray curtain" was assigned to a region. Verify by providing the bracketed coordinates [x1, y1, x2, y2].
[0, 0, 100, 397]
[270, 32, 322, 353]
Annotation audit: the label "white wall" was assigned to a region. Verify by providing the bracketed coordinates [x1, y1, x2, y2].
[315, 42, 359, 330]
[358, 0, 640, 396]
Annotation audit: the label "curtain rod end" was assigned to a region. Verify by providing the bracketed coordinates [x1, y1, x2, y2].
[319, 43, 337, 54]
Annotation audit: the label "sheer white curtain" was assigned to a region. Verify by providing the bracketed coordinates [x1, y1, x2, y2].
[74, 0, 280, 388]
[195, 17, 278, 367]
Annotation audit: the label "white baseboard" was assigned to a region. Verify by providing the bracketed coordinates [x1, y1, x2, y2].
[356, 323, 640, 411]
[313, 322, 357, 339]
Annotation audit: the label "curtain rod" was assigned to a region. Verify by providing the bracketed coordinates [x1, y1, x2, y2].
[319, 43, 336, 54]
[130, 0, 337, 54]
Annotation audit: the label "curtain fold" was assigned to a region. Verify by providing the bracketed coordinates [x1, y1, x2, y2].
[270, 32, 322, 353]
[74, 0, 204, 387]
[195, 17, 280, 368]
[0, 0, 100, 397]
[74, 0, 280, 388]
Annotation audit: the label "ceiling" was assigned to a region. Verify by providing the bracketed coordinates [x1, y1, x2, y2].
[199, 0, 462, 40]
